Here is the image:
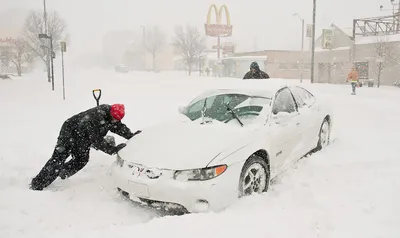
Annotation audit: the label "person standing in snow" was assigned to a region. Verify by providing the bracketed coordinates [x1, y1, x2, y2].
[30, 104, 141, 191]
[346, 67, 359, 95]
[243, 61, 270, 79]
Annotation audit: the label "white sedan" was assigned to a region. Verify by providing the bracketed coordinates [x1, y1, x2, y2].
[111, 83, 333, 213]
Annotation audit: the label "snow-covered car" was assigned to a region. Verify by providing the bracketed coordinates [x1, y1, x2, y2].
[115, 64, 129, 73]
[111, 83, 333, 213]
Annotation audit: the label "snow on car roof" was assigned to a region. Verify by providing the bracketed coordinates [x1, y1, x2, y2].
[197, 80, 288, 99]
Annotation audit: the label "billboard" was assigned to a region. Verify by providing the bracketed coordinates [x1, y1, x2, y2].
[321, 29, 333, 49]
[306, 24, 313, 37]
[204, 4, 232, 37]
[0, 37, 20, 47]
[212, 42, 235, 54]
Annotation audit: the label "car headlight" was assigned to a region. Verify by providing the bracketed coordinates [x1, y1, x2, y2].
[173, 165, 227, 181]
[116, 154, 124, 167]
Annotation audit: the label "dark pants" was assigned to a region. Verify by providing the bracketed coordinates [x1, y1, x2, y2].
[351, 82, 357, 94]
[30, 125, 91, 190]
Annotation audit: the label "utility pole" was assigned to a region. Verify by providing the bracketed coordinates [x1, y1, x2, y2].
[397, 0, 400, 31]
[310, 0, 317, 83]
[43, 0, 51, 84]
[61, 42, 67, 100]
[50, 36, 54, 90]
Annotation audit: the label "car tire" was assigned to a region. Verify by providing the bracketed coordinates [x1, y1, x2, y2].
[316, 118, 330, 150]
[238, 155, 270, 198]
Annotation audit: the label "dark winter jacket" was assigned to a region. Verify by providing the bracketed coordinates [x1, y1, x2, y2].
[243, 70, 270, 79]
[62, 104, 135, 155]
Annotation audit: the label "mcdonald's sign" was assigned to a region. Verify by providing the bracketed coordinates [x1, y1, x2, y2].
[204, 4, 232, 37]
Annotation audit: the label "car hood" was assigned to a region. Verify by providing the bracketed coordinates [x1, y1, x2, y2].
[118, 115, 252, 170]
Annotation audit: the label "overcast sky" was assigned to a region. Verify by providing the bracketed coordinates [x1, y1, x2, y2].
[0, 0, 392, 57]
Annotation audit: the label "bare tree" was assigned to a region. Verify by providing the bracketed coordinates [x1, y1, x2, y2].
[372, 35, 400, 88]
[145, 26, 166, 71]
[173, 25, 206, 75]
[9, 39, 34, 76]
[23, 10, 68, 80]
[0, 51, 11, 74]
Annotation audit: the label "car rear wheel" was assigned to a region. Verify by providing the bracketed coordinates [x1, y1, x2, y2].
[316, 119, 330, 150]
[238, 155, 270, 197]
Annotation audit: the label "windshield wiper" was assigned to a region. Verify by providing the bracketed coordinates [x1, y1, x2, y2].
[225, 103, 244, 127]
[201, 97, 209, 124]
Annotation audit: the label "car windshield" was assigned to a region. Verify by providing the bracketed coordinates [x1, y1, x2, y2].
[182, 93, 272, 125]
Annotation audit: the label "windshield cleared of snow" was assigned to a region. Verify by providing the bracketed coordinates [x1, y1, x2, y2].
[181, 93, 271, 125]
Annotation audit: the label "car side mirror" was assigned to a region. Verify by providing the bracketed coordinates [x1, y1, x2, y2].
[178, 106, 185, 114]
[272, 111, 290, 124]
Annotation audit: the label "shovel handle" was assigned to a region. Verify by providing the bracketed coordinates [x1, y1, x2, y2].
[92, 89, 102, 106]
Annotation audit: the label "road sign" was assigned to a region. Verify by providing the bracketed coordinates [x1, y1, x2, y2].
[61, 41, 67, 52]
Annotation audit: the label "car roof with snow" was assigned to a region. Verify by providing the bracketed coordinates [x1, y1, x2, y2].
[193, 81, 289, 101]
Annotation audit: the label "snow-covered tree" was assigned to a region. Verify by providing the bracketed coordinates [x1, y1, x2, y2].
[145, 26, 166, 72]
[9, 39, 34, 76]
[0, 51, 11, 74]
[23, 10, 68, 81]
[173, 25, 206, 75]
[372, 35, 400, 88]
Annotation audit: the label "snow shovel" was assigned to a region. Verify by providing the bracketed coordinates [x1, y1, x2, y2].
[92, 89, 102, 106]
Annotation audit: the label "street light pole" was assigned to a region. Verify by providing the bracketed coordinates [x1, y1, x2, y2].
[39, 33, 54, 91]
[43, 0, 47, 34]
[50, 35, 54, 91]
[293, 13, 305, 83]
[61, 41, 67, 100]
[310, 0, 317, 83]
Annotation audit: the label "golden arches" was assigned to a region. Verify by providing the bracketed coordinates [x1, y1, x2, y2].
[206, 4, 231, 26]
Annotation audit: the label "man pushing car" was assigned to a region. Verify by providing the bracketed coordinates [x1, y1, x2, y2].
[30, 103, 141, 191]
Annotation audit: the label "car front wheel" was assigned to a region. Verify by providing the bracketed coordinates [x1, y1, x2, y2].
[238, 155, 270, 198]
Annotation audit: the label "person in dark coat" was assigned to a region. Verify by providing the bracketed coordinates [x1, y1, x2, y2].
[30, 104, 141, 191]
[243, 61, 270, 79]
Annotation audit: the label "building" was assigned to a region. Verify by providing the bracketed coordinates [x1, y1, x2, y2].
[0, 36, 21, 75]
[101, 30, 142, 69]
[230, 50, 310, 79]
[313, 24, 354, 84]
[102, 30, 176, 71]
[225, 17, 400, 86]
[0, 8, 29, 74]
[314, 18, 400, 86]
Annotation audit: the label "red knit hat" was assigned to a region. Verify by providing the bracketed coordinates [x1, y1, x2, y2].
[110, 104, 125, 120]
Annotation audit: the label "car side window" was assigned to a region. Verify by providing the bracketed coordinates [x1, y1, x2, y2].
[187, 99, 205, 113]
[302, 89, 316, 106]
[272, 88, 297, 114]
[290, 87, 306, 108]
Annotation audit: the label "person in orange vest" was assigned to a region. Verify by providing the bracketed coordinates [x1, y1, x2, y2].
[346, 67, 359, 95]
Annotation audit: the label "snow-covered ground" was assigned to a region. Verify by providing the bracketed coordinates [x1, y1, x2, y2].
[1, 69, 399, 238]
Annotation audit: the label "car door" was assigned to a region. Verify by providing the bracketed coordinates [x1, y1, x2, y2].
[268, 87, 301, 170]
[289, 86, 320, 153]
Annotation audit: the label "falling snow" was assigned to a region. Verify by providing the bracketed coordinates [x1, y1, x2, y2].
[0, 70, 399, 238]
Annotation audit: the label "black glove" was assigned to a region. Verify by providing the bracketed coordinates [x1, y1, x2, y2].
[114, 143, 127, 154]
[132, 130, 142, 136]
